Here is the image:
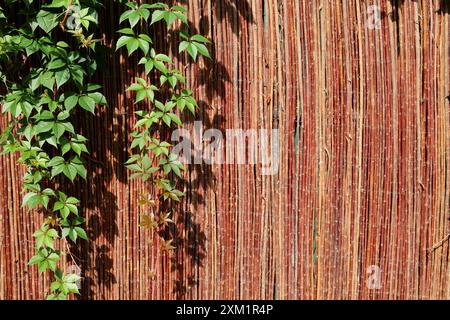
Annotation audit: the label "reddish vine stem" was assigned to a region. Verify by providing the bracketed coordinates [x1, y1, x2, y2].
[60, 0, 73, 30]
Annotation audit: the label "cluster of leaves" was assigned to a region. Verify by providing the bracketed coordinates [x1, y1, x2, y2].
[117, 1, 210, 251]
[0, 0, 106, 300]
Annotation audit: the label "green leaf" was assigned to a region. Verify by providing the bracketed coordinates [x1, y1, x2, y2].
[174, 12, 187, 24]
[179, 41, 189, 53]
[36, 71, 55, 90]
[51, 164, 65, 178]
[162, 114, 171, 127]
[35, 121, 54, 134]
[68, 228, 77, 242]
[46, 292, 67, 300]
[169, 113, 182, 126]
[117, 28, 135, 35]
[138, 33, 152, 43]
[191, 35, 211, 43]
[63, 164, 77, 181]
[126, 38, 140, 55]
[48, 156, 65, 167]
[151, 10, 166, 25]
[53, 201, 65, 211]
[186, 43, 198, 60]
[194, 43, 211, 59]
[55, 69, 70, 88]
[71, 158, 86, 180]
[75, 227, 88, 240]
[52, 123, 66, 139]
[57, 111, 70, 121]
[33, 225, 58, 249]
[36, 10, 59, 33]
[129, 12, 140, 28]
[138, 38, 149, 54]
[71, 143, 82, 156]
[172, 164, 182, 177]
[22, 192, 38, 209]
[116, 35, 130, 51]
[48, 59, 66, 70]
[51, 281, 61, 292]
[88, 92, 107, 105]
[79, 96, 96, 113]
[28, 254, 43, 265]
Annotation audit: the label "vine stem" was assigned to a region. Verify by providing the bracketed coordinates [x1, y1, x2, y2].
[60, 0, 73, 30]
[428, 233, 450, 253]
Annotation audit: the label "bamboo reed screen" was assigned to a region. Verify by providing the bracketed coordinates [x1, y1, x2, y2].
[0, 0, 449, 300]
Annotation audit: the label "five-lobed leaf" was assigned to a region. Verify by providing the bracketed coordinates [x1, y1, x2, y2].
[33, 225, 59, 249]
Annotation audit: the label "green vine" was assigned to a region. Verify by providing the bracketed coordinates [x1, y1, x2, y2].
[116, 1, 210, 251]
[0, 0, 105, 300]
[0, 0, 210, 300]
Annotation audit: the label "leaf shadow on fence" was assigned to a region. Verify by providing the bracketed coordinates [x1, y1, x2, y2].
[70, 78, 121, 299]
[157, 112, 227, 298]
[69, 3, 134, 298]
[166, 0, 254, 36]
[70, 0, 254, 299]
[149, 0, 253, 298]
[437, 0, 450, 15]
[382, 0, 448, 56]
[386, 0, 449, 21]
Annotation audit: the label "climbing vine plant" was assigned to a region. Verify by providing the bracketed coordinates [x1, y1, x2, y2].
[117, 1, 210, 252]
[0, 0, 210, 300]
[0, 0, 106, 300]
